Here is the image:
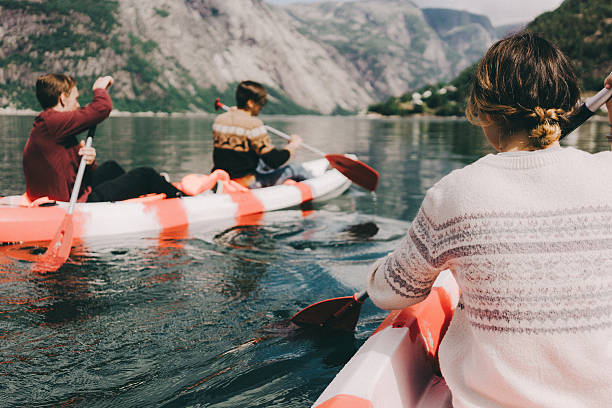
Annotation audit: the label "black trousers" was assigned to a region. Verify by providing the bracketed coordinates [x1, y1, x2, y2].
[87, 161, 183, 202]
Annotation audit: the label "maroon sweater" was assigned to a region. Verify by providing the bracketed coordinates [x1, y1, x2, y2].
[23, 89, 112, 202]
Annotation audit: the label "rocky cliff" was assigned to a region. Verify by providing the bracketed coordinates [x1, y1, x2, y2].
[0, 0, 500, 114]
[283, 1, 498, 99]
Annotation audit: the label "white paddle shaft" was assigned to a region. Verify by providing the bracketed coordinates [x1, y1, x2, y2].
[67, 131, 95, 214]
[585, 87, 612, 112]
[264, 125, 326, 157]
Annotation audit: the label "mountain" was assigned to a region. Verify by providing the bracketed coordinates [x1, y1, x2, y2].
[0, 0, 499, 114]
[0, 0, 373, 114]
[495, 23, 526, 38]
[421, 8, 496, 67]
[282, 1, 498, 99]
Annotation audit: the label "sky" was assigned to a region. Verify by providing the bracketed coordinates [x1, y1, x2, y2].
[266, 0, 565, 26]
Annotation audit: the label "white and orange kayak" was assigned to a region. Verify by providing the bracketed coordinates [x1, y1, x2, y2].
[0, 158, 351, 245]
[313, 270, 459, 408]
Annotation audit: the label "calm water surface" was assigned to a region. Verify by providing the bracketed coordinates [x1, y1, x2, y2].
[0, 113, 609, 407]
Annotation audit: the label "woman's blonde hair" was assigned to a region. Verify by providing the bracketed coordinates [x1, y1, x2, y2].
[466, 31, 580, 148]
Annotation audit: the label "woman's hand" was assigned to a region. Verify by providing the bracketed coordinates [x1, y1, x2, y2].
[78, 140, 96, 165]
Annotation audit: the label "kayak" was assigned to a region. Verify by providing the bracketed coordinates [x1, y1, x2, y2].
[313, 270, 459, 408]
[0, 158, 351, 245]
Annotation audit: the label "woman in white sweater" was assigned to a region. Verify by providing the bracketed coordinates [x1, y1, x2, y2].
[367, 31, 612, 407]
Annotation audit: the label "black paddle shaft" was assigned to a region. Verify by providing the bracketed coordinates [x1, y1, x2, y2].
[561, 87, 612, 139]
[87, 125, 96, 139]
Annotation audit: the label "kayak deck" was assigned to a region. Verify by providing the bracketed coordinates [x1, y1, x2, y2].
[313, 270, 459, 408]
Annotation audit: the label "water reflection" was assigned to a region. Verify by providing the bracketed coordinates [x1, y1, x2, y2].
[213, 225, 274, 300]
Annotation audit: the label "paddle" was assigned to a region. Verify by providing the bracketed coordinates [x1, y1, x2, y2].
[291, 85, 612, 333]
[291, 290, 369, 332]
[32, 126, 96, 273]
[214, 98, 379, 191]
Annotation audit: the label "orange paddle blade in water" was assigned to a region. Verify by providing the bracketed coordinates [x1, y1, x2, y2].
[31, 212, 74, 273]
[291, 294, 364, 332]
[325, 154, 379, 192]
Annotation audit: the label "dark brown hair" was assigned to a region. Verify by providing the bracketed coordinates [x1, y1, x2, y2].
[36, 73, 77, 110]
[467, 31, 580, 148]
[236, 80, 267, 109]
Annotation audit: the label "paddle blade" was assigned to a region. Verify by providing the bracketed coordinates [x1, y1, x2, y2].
[32, 215, 74, 273]
[291, 294, 364, 332]
[325, 154, 379, 191]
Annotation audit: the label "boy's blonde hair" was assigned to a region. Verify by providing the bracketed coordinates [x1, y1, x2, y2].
[36, 73, 76, 110]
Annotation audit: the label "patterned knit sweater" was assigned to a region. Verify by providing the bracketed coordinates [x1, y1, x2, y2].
[367, 146, 612, 407]
[212, 109, 290, 179]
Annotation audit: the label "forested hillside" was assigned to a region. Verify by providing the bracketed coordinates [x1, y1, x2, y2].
[527, 0, 612, 90]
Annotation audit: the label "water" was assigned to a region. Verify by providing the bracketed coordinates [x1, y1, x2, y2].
[0, 113, 609, 407]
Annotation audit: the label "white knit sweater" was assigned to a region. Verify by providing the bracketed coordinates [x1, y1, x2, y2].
[367, 146, 612, 407]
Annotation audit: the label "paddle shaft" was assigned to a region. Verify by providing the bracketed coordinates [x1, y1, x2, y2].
[264, 125, 326, 157]
[354, 290, 369, 303]
[67, 126, 96, 214]
[561, 87, 612, 138]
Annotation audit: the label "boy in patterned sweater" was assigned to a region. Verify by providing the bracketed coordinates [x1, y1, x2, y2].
[212, 81, 311, 188]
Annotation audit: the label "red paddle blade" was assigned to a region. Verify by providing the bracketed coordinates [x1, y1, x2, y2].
[32, 215, 74, 273]
[214, 98, 223, 111]
[291, 294, 364, 332]
[325, 154, 379, 191]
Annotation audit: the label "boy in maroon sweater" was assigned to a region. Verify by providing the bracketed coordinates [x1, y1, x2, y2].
[23, 74, 185, 202]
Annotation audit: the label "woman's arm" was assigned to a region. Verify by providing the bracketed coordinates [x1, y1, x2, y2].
[367, 202, 450, 310]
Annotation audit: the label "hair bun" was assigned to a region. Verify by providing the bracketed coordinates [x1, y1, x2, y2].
[529, 106, 565, 124]
[528, 106, 564, 147]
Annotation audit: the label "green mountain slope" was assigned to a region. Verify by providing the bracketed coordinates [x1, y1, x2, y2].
[527, 0, 612, 90]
